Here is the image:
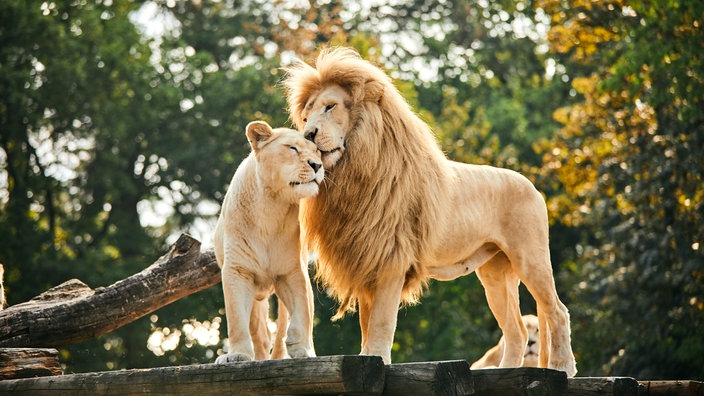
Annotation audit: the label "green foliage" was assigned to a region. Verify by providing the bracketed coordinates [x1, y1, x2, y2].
[538, 0, 704, 379]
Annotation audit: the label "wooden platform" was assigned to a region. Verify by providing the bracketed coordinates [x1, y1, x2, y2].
[1, 353, 701, 395]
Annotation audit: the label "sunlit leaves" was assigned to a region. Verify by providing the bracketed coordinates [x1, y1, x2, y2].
[539, 0, 704, 378]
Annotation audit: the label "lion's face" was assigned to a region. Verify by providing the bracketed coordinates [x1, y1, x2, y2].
[523, 314, 540, 367]
[300, 85, 352, 169]
[246, 121, 324, 200]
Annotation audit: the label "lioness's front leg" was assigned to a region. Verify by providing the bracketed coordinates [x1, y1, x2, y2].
[216, 263, 257, 363]
[359, 277, 404, 364]
[275, 266, 316, 358]
[250, 299, 272, 360]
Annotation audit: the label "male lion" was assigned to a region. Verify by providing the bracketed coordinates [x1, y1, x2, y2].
[213, 121, 322, 362]
[283, 47, 577, 376]
[471, 314, 540, 369]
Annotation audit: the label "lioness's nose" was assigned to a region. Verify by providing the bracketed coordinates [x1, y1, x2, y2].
[308, 160, 322, 173]
[304, 128, 318, 142]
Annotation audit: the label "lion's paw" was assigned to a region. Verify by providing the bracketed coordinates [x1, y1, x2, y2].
[215, 352, 253, 364]
[551, 359, 577, 378]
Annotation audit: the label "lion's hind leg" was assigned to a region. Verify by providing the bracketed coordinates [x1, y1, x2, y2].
[537, 310, 551, 368]
[476, 252, 527, 368]
[513, 251, 577, 377]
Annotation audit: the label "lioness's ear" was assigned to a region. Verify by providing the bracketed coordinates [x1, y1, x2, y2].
[246, 121, 274, 153]
[364, 80, 384, 103]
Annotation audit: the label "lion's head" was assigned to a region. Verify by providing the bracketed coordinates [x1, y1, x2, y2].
[522, 314, 540, 367]
[283, 48, 394, 170]
[245, 120, 324, 201]
[297, 85, 351, 169]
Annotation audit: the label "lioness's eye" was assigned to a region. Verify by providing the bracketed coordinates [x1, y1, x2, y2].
[289, 146, 299, 153]
[303, 118, 308, 123]
[325, 103, 336, 112]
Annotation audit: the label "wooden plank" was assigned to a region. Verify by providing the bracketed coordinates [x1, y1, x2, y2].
[471, 367, 567, 396]
[0, 355, 385, 396]
[0, 234, 221, 348]
[638, 380, 704, 396]
[568, 377, 638, 396]
[383, 360, 473, 396]
[0, 348, 63, 380]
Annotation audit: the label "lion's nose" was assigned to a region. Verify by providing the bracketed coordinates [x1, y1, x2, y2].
[308, 160, 322, 173]
[527, 340, 536, 347]
[304, 128, 318, 142]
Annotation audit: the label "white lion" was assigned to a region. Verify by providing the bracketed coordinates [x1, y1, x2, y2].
[284, 48, 576, 377]
[213, 121, 322, 362]
[472, 314, 540, 369]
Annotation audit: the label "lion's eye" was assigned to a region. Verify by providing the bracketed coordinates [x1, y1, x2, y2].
[289, 146, 299, 153]
[303, 118, 308, 123]
[325, 103, 336, 112]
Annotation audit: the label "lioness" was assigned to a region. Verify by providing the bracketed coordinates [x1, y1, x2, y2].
[213, 121, 322, 362]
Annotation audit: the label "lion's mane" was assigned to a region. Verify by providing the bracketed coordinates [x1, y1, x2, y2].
[284, 48, 452, 316]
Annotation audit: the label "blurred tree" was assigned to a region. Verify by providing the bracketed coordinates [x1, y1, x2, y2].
[0, 0, 167, 371]
[537, 0, 704, 378]
[0, 0, 285, 372]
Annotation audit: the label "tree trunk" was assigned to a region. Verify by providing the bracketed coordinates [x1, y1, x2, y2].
[0, 234, 221, 348]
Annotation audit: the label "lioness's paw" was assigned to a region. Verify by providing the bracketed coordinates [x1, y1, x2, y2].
[287, 345, 315, 359]
[215, 352, 253, 364]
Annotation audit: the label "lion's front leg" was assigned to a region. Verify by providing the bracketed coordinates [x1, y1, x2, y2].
[359, 277, 404, 364]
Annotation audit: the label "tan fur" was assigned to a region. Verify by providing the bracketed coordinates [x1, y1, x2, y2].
[283, 47, 576, 377]
[471, 314, 540, 369]
[213, 121, 322, 363]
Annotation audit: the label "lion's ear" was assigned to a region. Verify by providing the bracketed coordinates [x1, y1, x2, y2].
[246, 121, 274, 153]
[364, 80, 384, 103]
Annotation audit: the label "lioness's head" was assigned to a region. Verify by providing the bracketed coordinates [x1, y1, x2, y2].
[246, 121, 324, 200]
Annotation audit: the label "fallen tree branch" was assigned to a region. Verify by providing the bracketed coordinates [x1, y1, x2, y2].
[0, 348, 62, 380]
[0, 234, 221, 348]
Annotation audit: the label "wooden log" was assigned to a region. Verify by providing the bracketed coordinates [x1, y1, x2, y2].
[0, 233, 221, 348]
[383, 360, 474, 396]
[567, 377, 639, 396]
[0, 348, 63, 380]
[0, 355, 386, 396]
[471, 367, 568, 396]
[638, 380, 704, 396]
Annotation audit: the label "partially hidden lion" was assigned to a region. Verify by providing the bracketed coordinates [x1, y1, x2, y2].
[283, 47, 577, 376]
[471, 314, 540, 369]
[213, 121, 322, 362]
